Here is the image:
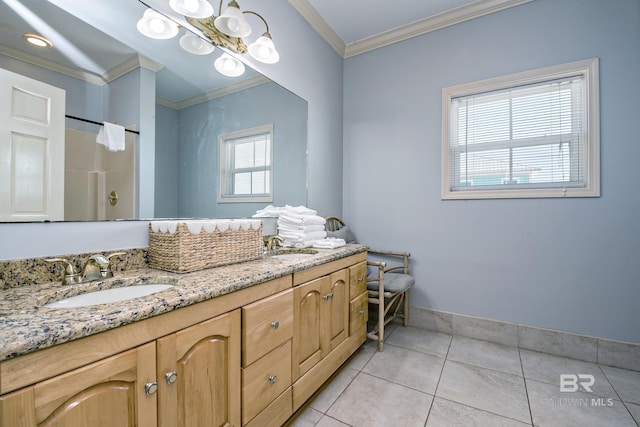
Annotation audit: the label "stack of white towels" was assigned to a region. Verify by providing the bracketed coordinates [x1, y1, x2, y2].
[277, 206, 327, 248]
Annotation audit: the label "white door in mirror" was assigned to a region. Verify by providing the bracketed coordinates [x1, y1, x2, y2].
[44, 285, 173, 308]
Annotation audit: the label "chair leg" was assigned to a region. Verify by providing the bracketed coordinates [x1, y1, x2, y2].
[403, 290, 410, 327]
[377, 292, 384, 352]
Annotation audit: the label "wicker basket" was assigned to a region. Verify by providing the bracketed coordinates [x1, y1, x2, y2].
[148, 220, 263, 273]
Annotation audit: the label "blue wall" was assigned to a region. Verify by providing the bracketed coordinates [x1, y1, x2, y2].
[155, 104, 179, 218]
[342, 0, 640, 342]
[154, 82, 308, 219]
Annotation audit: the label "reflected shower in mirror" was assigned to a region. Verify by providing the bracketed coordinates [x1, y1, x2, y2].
[0, 0, 307, 222]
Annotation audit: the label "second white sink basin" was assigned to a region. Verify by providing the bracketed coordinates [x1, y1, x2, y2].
[44, 284, 173, 308]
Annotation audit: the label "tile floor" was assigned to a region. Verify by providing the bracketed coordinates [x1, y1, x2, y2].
[290, 324, 640, 427]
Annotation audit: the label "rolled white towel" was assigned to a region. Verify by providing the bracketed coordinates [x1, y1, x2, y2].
[282, 240, 318, 248]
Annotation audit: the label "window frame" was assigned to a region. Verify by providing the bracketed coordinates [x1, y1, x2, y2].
[217, 124, 274, 203]
[441, 58, 600, 200]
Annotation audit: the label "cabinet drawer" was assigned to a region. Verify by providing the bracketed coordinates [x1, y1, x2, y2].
[242, 289, 293, 366]
[349, 261, 367, 299]
[350, 291, 368, 335]
[242, 340, 292, 424]
[244, 387, 292, 427]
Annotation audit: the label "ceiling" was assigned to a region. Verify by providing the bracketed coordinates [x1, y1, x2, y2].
[306, 0, 481, 45]
[293, 0, 532, 57]
[0, 0, 530, 103]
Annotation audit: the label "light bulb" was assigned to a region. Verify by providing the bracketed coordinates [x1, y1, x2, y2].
[227, 19, 239, 32]
[184, 0, 199, 13]
[150, 18, 166, 34]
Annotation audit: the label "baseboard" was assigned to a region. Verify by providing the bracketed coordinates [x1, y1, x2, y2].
[408, 306, 640, 372]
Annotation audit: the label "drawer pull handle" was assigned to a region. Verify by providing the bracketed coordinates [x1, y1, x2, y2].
[323, 292, 334, 301]
[165, 371, 178, 385]
[268, 375, 277, 384]
[271, 320, 280, 329]
[145, 382, 158, 396]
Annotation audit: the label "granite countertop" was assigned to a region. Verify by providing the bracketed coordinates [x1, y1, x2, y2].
[0, 244, 367, 362]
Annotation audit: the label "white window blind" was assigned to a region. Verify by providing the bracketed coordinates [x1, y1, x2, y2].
[442, 58, 599, 199]
[231, 134, 271, 196]
[218, 124, 273, 203]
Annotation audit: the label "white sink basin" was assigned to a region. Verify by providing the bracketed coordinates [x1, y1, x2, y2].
[43, 284, 173, 308]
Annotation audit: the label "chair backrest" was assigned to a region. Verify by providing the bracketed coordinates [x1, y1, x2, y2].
[325, 216, 346, 232]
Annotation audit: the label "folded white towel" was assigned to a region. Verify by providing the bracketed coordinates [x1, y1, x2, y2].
[96, 121, 125, 152]
[313, 237, 346, 249]
[284, 205, 317, 215]
[278, 230, 327, 242]
[253, 205, 287, 217]
[278, 213, 326, 226]
[277, 223, 325, 233]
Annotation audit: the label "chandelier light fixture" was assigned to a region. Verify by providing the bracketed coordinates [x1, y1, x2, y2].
[136, 0, 279, 77]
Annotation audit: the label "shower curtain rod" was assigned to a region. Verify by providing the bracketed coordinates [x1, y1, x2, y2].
[65, 114, 140, 135]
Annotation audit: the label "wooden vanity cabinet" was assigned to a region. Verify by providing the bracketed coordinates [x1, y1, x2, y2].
[241, 289, 293, 427]
[0, 342, 157, 427]
[0, 252, 368, 427]
[292, 269, 349, 381]
[156, 310, 240, 427]
[291, 253, 367, 411]
[0, 311, 240, 427]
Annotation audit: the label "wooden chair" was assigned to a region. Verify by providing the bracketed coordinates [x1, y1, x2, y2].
[325, 216, 414, 351]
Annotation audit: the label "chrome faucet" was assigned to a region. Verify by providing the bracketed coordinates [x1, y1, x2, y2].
[45, 252, 125, 285]
[82, 253, 125, 282]
[264, 235, 284, 251]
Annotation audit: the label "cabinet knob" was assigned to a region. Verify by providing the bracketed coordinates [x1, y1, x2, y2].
[145, 381, 158, 396]
[358, 277, 364, 283]
[323, 292, 334, 301]
[359, 309, 365, 316]
[268, 375, 277, 384]
[165, 371, 178, 385]
[271, 320, 280, 329]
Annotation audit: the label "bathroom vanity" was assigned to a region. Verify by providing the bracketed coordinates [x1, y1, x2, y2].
[0, 245, 368, 427]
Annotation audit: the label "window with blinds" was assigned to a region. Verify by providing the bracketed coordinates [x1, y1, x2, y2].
[441, 58, 599, 199]
[218, 124, 273, 203]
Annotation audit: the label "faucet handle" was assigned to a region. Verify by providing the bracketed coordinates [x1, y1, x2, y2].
[44, 258, 81, 285]
[107, 252, 126, 261]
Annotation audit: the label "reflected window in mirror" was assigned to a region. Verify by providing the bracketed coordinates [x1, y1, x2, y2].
[218, 124, 273, 203]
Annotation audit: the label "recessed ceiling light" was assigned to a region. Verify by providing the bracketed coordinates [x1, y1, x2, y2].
[24, 33, 52, 48]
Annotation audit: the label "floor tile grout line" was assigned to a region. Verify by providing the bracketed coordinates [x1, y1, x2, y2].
[423, 333, 453, 426]
[430, 395, 536, 426]
[598, 363, 640, 424]
[518, 345, 536, 426]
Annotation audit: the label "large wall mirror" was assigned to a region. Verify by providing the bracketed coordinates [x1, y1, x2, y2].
[0, 0, 307, 222]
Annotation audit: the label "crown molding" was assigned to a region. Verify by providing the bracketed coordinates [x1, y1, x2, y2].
[0, 43, 165, 86]
[0, 43, 106, 85]
[288, 0, 345, 57]
[289, 0, 533, 59]
[158, 75, 271, 110]
[103, 54, 164, 82]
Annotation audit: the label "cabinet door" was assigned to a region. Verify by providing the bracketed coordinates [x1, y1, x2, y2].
[157, 310, 241, 427]
[292, 276, 328, 380]
[0, 343, 157, 427]
[327, 269, 349, 351]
